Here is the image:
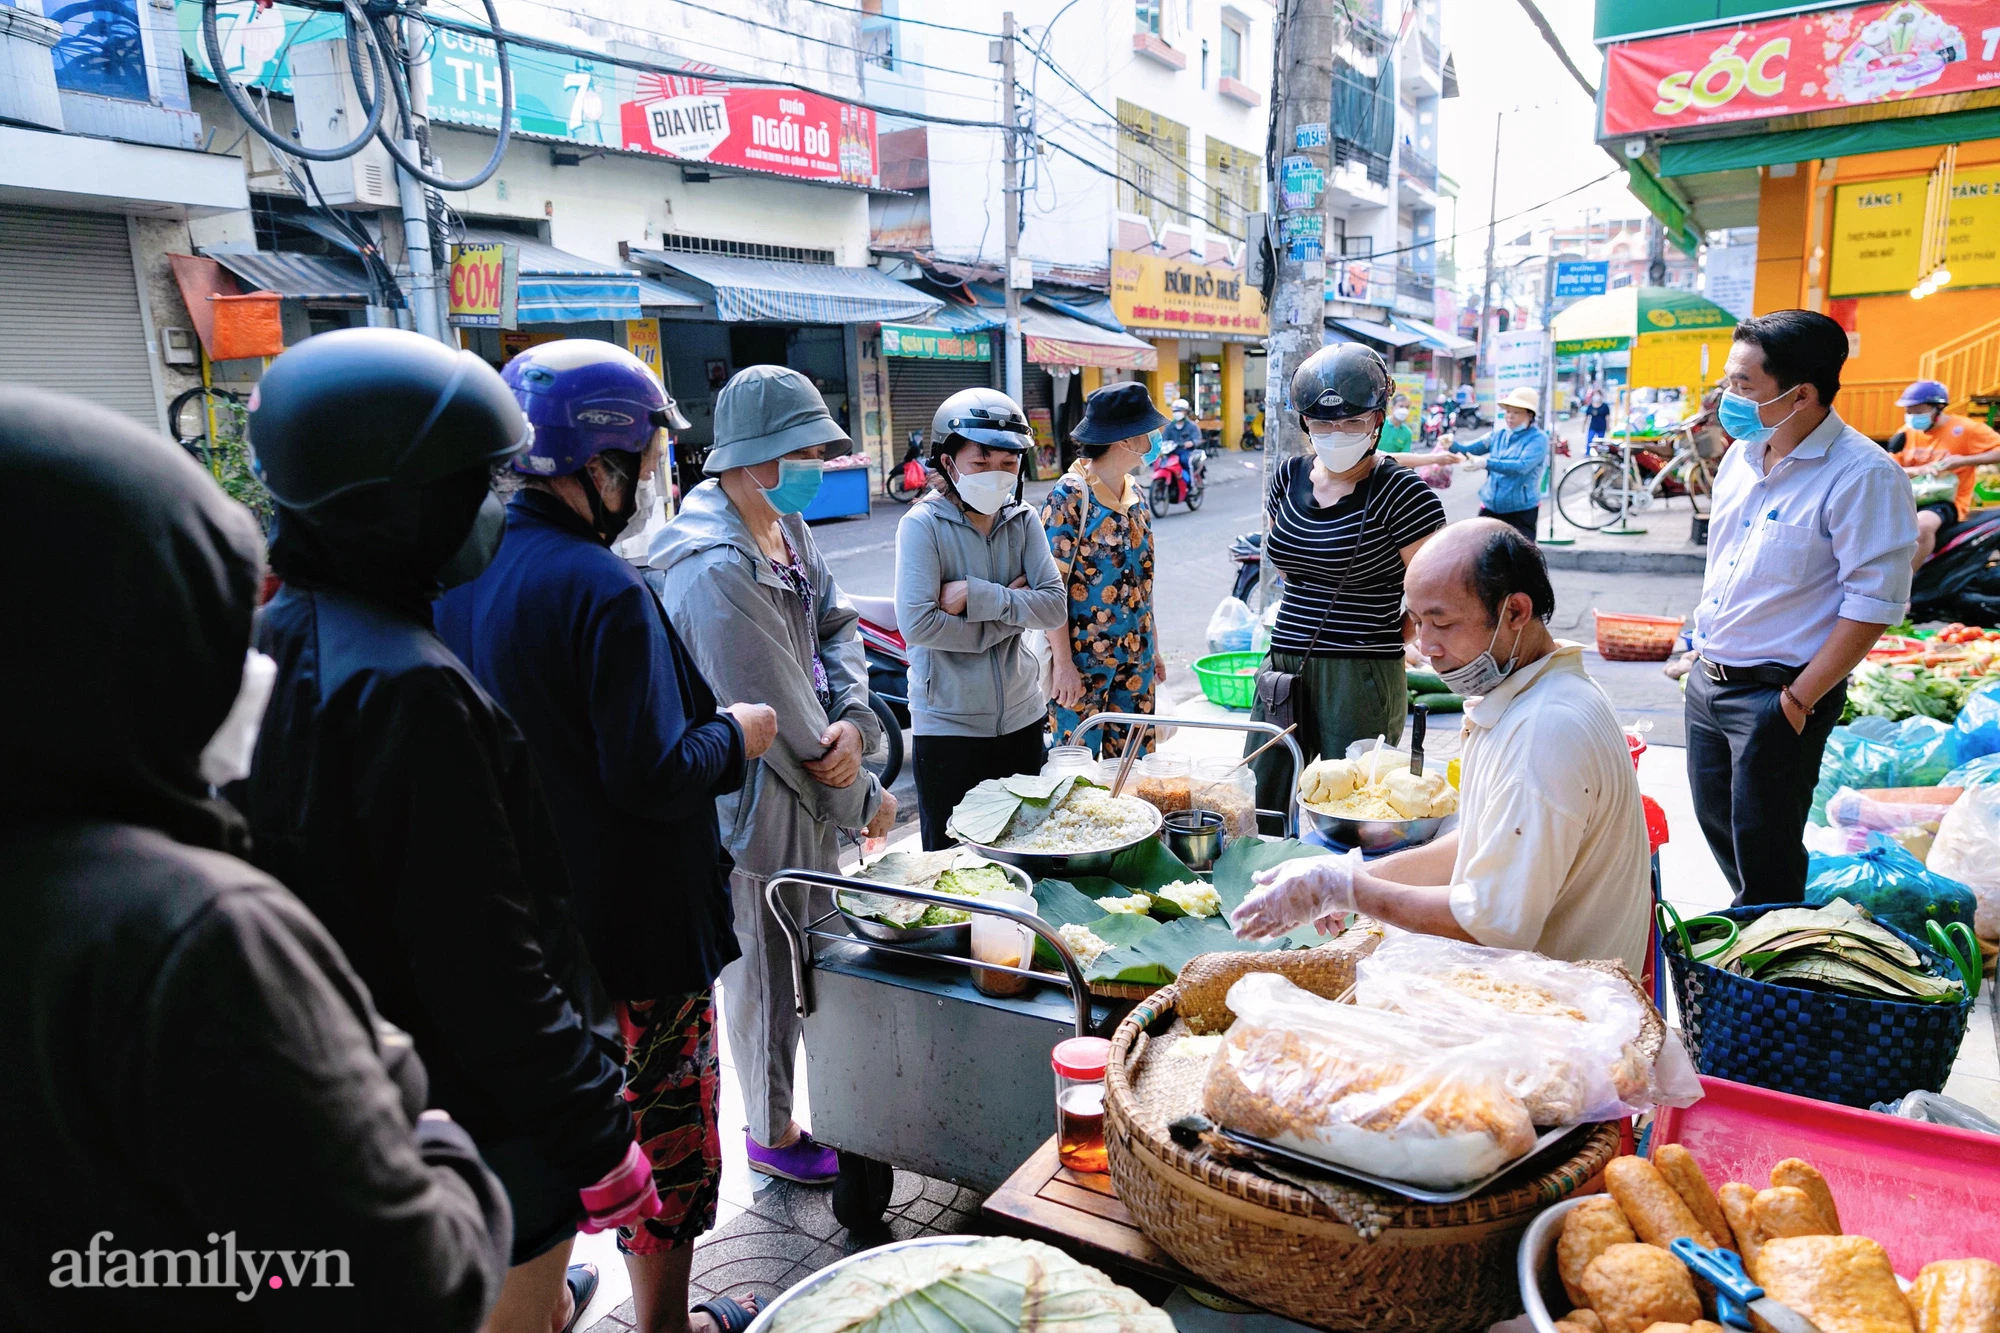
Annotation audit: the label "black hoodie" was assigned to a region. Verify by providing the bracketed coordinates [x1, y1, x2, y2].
[0, 388, 510, 1329]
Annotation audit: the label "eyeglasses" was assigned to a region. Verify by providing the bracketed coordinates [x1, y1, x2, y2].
[1305, 418, 1376, 439]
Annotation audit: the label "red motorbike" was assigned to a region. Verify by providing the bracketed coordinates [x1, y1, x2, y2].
[1148, 447, 1207, 514]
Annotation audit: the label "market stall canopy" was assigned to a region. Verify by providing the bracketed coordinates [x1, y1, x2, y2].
[458, 227, 670, 324]
[203, 248, 372, 302]
[1550, 286, 1736, 355]
[1326, 317, 1427, 350]
[1018, 302, 1157, 371]
[1389, 314, 1477, 358]
[626, 248, 943, 324]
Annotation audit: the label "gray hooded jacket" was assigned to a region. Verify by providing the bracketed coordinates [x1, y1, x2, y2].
[894, 492, 1066, 738]
[646, 480, 882, 878]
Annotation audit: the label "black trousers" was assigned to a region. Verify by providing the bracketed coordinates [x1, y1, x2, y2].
[1479, 505, 1539, 540]
[912, 722, 1048, 851]
[1684, 667, 1847, 906]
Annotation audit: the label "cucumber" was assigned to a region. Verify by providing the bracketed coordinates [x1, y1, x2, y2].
[1412, 691, 1464, 712]
[1405, 670, 1450, 695]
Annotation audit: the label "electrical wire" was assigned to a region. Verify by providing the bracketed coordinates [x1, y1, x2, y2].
[204, 0, 390, 162]
[360, 6, 513, 190]
[788, 0, 1002, 39]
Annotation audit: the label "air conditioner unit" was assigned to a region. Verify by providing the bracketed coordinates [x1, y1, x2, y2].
[290, 38, 400, 209]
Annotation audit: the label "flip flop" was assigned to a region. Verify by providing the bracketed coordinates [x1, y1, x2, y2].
[694, 1294, 759, 1333]
[561, 1263, 599, 1333]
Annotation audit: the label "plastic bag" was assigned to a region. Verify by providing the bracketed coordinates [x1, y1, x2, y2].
[1823, 786, 1958, 833]
[1950, 678, 2000, 764]
[1945, 752, 2000, 789]
[1928, 783, 2000, 941]
[1811, 716, 1954, 824]
[1205, 596, 1257, 654]
[1203, 972, 1536, 1188]
[1804, 832, 1976, 942]
[1869, 1090, 2000, 1135]
[1352, 933, 1700, 1125]
[1417, 462, 1453, 489]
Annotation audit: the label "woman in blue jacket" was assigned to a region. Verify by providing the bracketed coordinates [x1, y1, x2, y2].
[1441, 386, 1550, 539]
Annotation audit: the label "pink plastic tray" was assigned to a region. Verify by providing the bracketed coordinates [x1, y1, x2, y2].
[1652, 1076, 2000, 1274]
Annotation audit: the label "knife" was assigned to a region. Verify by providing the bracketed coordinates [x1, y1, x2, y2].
[1409, 704, 1428, 777]
[1669, 1238, 1825, 1333]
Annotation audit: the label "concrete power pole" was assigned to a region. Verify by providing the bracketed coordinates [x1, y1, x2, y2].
[1477, 112, 1503, 371]
[397, 9, 445, 342]
[1260, 0, 1335, 599]
[999, 11, 1024, 405]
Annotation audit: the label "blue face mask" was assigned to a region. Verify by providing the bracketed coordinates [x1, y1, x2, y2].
[762, 459, 824, 515]
[1142, 430, 1166, 466]
[1906, 411, 1937, 433]
[1717, 386, 1801, 446]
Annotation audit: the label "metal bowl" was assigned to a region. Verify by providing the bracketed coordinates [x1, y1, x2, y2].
[835, 860, 1035, 958]
[958, 800, 1166, 879]
[1298, 803, 1457, 853]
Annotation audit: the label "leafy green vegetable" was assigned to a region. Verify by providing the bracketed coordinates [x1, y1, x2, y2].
[1845, 662, 1970, 725]
[918, 904, 973, 926]
[948, 779, 1027, 844]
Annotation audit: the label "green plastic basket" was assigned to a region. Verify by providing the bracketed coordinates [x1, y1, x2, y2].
[1192, 651, 1262, 710]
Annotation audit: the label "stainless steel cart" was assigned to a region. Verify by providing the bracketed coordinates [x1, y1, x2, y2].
[1065, 711, 1305, 838]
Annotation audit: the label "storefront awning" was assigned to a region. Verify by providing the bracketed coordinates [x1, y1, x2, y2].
[1389, 314, 1476, 358]
[1019, 304, 1157, 371]
[637, 277, 704, 311]
[459, 227, 648, 324]
[204, 248, 371, 301]
[1326, 317, 1426, 349]
[625, 248, 944, 324]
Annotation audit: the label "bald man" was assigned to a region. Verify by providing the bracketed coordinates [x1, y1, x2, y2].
[1231, 520, 1652, 974]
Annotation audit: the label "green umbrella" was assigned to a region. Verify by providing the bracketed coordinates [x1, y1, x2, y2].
[1551, 286, 1736, 355]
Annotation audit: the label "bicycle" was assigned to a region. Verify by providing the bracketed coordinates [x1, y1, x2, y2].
[1554, 423, 1714, 531]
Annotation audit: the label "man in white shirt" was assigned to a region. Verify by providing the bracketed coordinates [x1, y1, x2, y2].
[1231, 520, 1653, 976]
[1690, 311, 1917, 905]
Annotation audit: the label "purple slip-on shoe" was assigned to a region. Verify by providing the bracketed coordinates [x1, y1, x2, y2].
[746, 1131, 838, 1184]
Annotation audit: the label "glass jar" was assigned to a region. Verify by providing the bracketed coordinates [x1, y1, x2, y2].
[1192, 757, 1258, 840]
[1051, 1036, 1111, 1173]
[1132, 752, 1191, 817]
[1042, 745, 1096, 780]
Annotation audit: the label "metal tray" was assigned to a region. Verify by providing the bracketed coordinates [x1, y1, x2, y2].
[1220, 1122, 1596, 1204]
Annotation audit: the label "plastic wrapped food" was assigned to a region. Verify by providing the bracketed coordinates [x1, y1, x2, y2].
[1201, 972, 1536, 1188]
[1927, 783, 2000, 941]
[1300, 753, 1457, 820]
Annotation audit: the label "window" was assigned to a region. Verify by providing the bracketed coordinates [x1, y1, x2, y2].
[1219, 19, 1243, 81]
[1118, 100, 1190, 228]
[1136, 0, 1161, 35]
[1205, 137, 1260, 240]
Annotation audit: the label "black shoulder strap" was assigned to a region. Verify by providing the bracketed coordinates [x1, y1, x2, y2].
[1294, 456, 1383, 658]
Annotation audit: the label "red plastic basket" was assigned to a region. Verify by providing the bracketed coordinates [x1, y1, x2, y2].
[1594, 611, 1684, 661]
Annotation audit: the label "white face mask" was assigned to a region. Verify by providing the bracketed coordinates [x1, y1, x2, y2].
[199, 649, 277, 787]
[951, 465, 1017, 515]
[613, 473, 668, 564]
[1391, 407, 1409, 422]
[1311, 431, 1375, 474]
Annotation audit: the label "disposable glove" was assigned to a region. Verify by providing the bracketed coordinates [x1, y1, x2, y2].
[1228, 850, 1363, 941]
[578, 1141, 663, 1234]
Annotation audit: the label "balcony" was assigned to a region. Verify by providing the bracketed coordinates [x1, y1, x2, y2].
[1218, 76, 1259, 106]
[1133, 32, 1187, 70]
[1392, 266, 1435, 320]
[1398, 147, 1437, 193]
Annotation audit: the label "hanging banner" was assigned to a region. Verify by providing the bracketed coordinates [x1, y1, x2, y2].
[1490, 329, 1549, 398]
[1110, 250, 1268, 337]
[1601, 1, 1993, 139]
[881, 325, 991, 361]
[1829, 164, 2000, 296]
[619, 73, 879, 187]
[623, 318, 663, 380]
[449, 241, 518, 329]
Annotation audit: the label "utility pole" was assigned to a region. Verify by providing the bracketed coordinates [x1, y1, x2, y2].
[999, 12, 1024, 405]
[1260, 0, 1335, 600]
[1477, 111, 1502, 373]
[389, 9, 445, 342]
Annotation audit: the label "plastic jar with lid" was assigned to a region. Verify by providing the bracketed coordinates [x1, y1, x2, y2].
[1132, 752, 1191, 816]
[1042, 745, 1096, 780]
[1051, 1036, 1111, 1173]
[1192, 756, 1258, 839]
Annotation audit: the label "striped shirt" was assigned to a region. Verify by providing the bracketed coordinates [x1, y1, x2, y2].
[1265, 455, 1446, 657]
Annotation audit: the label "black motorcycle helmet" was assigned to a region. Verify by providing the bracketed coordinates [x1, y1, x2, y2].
[930, 387, 1032, 460]
[248, 328, 532, 510]
[1292, 343, 1391, 429]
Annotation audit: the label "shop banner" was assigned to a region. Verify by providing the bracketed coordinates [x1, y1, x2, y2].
[449, 241, 518, 329]
[1391, 372, 1426, 407]
[881, 325, 991, 361]
[1601, 1, 1995, 139]
[624, 318, 663, 380]
[1111, 249, 1268, 337]
[619, 73, 879, 187]
[1830, 164, 2000, 296]
[1490, 329, 1548, 398]
[1704, 243, 1758, 318]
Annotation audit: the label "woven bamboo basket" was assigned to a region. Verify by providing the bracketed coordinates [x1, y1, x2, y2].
[1104, 946, 1624, 1333]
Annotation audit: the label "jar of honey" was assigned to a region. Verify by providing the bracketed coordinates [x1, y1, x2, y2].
[1051, 1036, 1111, 1174]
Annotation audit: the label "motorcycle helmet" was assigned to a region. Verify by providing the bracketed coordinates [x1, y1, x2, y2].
[506, 339, 683, 477]
[930, 387, 1032, 459]
[248, 328, 531, 509]
[1292, 343, 1391, 428]
[1897, 379, 1950, 409]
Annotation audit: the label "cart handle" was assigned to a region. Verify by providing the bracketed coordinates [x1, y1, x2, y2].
[764, 868, 1095, 1037]
[1066, 711, 1306, 837]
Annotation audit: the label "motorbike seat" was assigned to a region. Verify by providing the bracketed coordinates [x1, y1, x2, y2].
[849, 592, 899, 632]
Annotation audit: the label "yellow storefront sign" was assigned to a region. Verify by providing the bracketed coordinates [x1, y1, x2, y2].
[624, 319, 663, 381]
[1830, 166, 2000, 299]
[1111, 249, 1266, 338]
[449, 241, 519, 329]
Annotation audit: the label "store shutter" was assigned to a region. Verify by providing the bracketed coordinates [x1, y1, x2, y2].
[885, 356, 991, 453]
[0, 205, 159, 429]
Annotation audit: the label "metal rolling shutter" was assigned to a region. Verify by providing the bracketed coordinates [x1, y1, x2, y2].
[0, 206, 159, 428]
[885, 356, 990, 452]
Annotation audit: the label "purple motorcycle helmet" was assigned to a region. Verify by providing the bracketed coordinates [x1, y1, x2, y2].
[1897, 379, 1950, 408]
[503, 339, 691, 476]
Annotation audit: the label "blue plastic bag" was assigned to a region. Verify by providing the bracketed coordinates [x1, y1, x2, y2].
[1951, 679, 2000, 765]
[1811, 716, 1955, 824]
[1944, 753, 2000, 789]
[1804, 832, 1976, 939]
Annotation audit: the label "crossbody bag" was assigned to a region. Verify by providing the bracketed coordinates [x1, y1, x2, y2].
[1253, 460, 1381, 731]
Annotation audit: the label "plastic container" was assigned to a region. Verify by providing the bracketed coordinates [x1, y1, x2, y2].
[1133, 752, 1191, 817]
[1052, 1036, 1111, 1174]
[1192, 651, 1261, 710]
[970, 889, 1036, 998]
[1041, 745, 1096, 780]
[1191, 757, 1257, 839]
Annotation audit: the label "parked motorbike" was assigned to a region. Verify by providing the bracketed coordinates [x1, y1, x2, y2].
[1242, 410, 1264, 450]
[1149, 447, 1207, 514]
[1229, 531, 1283, 609]
[1454, 402, 1485, 431]
[1421, 399, 1450, 446]
[847, 593, 908, 789]
[1911, 508, 2000, 626]
[883, 430, 927, 504]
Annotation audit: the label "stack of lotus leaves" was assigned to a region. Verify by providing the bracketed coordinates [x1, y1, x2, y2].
[1712, 900, 1964, 1004]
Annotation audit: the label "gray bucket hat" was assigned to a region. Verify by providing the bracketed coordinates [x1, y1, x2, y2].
[703, 364, 851, 473]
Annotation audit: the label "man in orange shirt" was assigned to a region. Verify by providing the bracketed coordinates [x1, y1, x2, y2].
[1897, 379, 2000, 569]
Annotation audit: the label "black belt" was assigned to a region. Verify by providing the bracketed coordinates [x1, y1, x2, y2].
[1700, 658, 1803, 687]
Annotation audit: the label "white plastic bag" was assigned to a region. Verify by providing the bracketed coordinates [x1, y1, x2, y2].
[1203, 972, 1536, 1188]
[1352, 933, 1700, 1124]
[1928, 783, 2000, 941]
[1205, 595, 1257, 654]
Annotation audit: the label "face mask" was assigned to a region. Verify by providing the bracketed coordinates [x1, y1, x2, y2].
[1392, 407, 1409, 422]
[1717, 387, 1801, 446]
[199, 649, 277, 787]
[1142, 431, 1166, 466]
[1310, 427, 1375, 474]
[949, 462, 1016, 516]
[1435, 618, 1528, 698]
[439, 491, 507, 588]
[1906, 411, 1936, 433]
[1172, 409, 1187, 420]
[762, 459, 824, 515]
[612, 473, 666, 564]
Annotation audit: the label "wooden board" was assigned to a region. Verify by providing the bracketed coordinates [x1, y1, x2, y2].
[981, 1137, 1195, 1286]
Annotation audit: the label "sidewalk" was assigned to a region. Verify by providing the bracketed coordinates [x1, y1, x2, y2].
[1532, 417, 1712, 574]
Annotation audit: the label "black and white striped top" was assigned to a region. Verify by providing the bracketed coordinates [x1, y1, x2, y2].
[1264, 455, 1446, 658]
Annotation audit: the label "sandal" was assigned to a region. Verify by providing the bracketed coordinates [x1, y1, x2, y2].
[561, 1263, 599, 1333]
[694, 1294, 760, 1333]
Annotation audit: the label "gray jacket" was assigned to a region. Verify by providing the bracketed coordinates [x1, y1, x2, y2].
[894, 492, 1066, 738]
[646, 480, 882, 879]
